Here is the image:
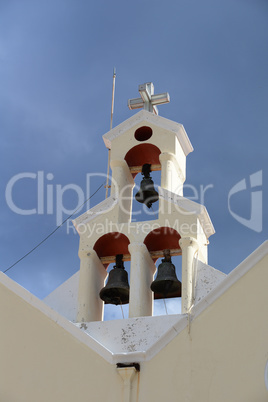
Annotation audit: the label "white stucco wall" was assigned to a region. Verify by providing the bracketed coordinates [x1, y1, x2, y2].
[44, 270, 79, 322]
[0, 242, 267, 401]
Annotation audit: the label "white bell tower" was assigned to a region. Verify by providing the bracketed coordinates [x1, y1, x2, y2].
[3, 82, 266, 402]
[72, 82, 215, 323]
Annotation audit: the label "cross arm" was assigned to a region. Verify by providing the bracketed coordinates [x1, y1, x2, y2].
[151, 93, 170, 105]
[128, 97, 144, 110]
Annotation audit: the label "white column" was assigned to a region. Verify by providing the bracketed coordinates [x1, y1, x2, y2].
[179, 237, 199, 314]
[159, 152, 184, 195]
[76, 249, 107, 323]
[110, 159, 134, 222]
[110, 159, 134, 196]
[128, 242, 156, 318]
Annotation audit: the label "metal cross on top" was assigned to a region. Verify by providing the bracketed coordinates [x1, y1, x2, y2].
[128, 82, 170, 115]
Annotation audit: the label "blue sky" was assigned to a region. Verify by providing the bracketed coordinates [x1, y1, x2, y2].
[0, 0, 267, 314]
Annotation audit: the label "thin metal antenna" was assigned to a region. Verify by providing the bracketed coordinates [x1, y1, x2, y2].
[105, 67, 116, 199]
[110, 67, 116, 130]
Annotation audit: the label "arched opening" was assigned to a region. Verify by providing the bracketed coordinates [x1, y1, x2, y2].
[144, 227, 181, 258]
[94, 232, 130, 267]
[144, 227, 182, 315]
[125, 143, 161, 177]
[125, 144, 161, 222]
[94, 232, 131, 320]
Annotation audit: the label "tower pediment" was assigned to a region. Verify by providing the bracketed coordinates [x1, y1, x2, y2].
[102, 109, 193, 157]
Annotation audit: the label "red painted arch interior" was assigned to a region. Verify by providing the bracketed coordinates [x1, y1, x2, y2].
[125, 143, 161, 168]
[94, 232, 130, 268]
[144, 227, 181, 261]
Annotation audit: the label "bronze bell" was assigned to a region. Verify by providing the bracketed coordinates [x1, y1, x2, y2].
[135, 163, 159, 208]
[99, 254, 129, 305]
[151, 250, 181, 299]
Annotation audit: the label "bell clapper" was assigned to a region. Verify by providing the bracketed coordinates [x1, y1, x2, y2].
[120, 303, 125, 319]
[149, 203, 158, 219]
[163, 298, 169, 315]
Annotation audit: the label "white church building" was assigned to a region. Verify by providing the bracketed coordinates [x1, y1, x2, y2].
[1, 82, 267, 401]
